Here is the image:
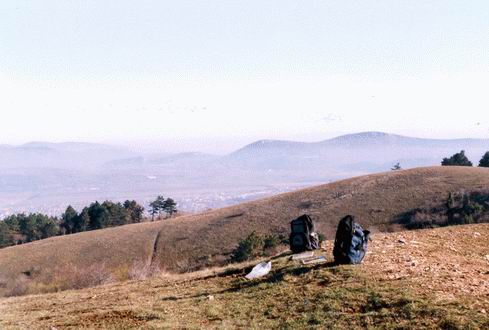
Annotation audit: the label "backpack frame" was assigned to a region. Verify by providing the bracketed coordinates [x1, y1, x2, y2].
[289, 214, 320, 253]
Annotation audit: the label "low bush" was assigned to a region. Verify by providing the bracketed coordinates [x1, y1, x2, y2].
[263, 234, 280, 250]
[231, 232, 287, 262]
[52, 263, 114, 290]
[231, 232, 264, 262]
[4, 276, 30, 297]
[0, 259, 167, 298]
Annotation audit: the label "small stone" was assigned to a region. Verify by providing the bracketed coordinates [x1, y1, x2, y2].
[474, 232, 481, 238]
[398, 239, 406, 244]
[207, 295, 215, 301]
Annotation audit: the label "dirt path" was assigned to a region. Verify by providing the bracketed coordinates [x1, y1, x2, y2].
[149, 230, 162, 268]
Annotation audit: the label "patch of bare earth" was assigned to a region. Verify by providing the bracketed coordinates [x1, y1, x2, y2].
[324, 224, 489, 311]
[371, 226, 489, 305]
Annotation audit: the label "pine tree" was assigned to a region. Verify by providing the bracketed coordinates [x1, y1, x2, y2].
[61, 205, 78, 234]
[163, 198, 177, 218]
[123, 200, 145, 223]
[87, 202, 110, 230]
[0, 221, 14, 248]
[75, 208, 90, 233]
[479, 151, 489, 167]
[149, 196, 165, 221]
[441, 150, 473, 166]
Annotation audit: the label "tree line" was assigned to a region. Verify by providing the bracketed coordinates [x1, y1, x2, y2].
[441, 150, 489, 167]
[393, 151, 489, 170]
[60, 200, 145, 234]
[0, 196, 178, 249]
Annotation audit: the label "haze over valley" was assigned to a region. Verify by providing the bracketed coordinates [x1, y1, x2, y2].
[1, 131, 488, 217]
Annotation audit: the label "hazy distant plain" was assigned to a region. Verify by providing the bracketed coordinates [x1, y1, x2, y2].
[1, 132, 488, 217]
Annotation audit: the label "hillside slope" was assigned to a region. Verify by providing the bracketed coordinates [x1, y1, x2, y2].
[1, 166, 489, 294]
[1, 224, 488, 329]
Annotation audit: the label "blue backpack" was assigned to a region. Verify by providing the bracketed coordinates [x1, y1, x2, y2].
[333, 215, 371, 264]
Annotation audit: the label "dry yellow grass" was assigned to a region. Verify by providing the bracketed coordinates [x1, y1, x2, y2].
[1, 166, 489, 296]
[1, 224, 488, 329]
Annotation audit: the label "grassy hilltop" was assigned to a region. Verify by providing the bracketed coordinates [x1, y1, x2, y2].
[1, 224, 488, 329]
[1, 166, 489, 297]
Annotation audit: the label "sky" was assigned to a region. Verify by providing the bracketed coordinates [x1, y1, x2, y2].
[1, 1, 489, 153]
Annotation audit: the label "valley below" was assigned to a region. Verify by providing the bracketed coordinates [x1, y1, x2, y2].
[2, 132, 489, 216]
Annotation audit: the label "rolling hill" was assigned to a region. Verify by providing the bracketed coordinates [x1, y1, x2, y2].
[1, 223, 488, 329]
[1, 166, 489, 298]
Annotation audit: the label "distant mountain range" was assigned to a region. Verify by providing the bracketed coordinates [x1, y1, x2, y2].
[227, 131, 489, 171]
[233, 131, 489, 153]
[1, 132, 488, 216]
[0, 142, 135, 170]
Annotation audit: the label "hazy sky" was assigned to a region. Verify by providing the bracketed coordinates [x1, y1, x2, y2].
[1, 1, 488, 153]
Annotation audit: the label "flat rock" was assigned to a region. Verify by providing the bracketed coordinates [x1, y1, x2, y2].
[291, 251, 314, 260]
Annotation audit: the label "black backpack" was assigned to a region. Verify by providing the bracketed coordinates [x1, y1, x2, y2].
[333, 215, 371, 264]
[289, 214, 320, 253]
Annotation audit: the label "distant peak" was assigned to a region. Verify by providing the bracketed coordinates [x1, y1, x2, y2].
[243, 139, 305, 149]
[333, 132, 392, 139]
[250, 139, 280, 146]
